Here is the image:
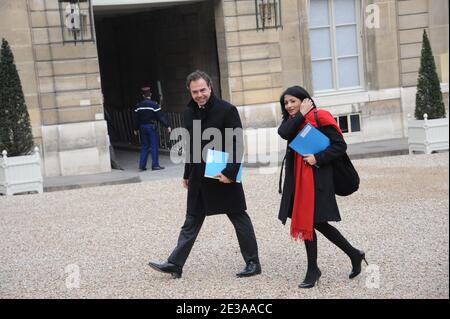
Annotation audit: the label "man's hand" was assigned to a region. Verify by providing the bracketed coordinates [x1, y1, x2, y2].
[215, 173, 232, 184]
[303, 154, 317, 166]
[182, 179, 188, 189]
[133, 130, 139, 136]
[167, 126, 172, 134]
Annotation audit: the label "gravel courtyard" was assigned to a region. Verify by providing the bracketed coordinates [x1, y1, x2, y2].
[0, 153, 448, 299]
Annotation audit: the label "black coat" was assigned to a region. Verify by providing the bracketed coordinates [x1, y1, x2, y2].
[183, 94, 246, 215]
[278, 112, 347, 225]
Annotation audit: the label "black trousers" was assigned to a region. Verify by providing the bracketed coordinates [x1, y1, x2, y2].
[168, 210, 260, 268]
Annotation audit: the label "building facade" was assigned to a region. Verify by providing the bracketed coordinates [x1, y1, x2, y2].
[0, 0, 448, 176]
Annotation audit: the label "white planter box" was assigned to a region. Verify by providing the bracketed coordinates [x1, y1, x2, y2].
[0, 147, 43, 195]
[408, 114, 449, 154]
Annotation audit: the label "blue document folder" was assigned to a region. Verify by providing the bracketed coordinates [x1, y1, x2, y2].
[288, 123, 330, 156]
[204, 149, 243, 183]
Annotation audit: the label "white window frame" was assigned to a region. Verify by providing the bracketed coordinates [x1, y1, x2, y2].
[308, 0, 365, 95]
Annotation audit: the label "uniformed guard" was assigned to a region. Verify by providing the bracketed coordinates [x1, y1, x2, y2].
[133, 87, 171, 171]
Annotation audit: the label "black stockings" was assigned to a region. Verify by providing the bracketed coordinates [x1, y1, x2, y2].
[303, 222, 360, 276]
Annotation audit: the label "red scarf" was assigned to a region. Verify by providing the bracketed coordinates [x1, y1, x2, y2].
[291, 109, 342, 241]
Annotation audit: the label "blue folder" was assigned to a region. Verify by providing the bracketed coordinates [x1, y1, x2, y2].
[288, 123, 330, 156]
[204, 149, 243, 183]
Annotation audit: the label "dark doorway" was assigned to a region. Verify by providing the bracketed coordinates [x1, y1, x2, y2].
[93, 0, 221, 148]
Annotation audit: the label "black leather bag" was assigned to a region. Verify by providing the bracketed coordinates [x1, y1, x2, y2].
[332, 153, 360, 196]
[314, 111, 359, 196]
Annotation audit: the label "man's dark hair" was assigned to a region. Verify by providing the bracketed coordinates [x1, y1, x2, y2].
[186, 70, 213, 90]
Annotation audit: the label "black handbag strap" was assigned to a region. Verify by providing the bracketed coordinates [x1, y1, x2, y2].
[313, 110, 322, 128]
[278, 152, 287, 194]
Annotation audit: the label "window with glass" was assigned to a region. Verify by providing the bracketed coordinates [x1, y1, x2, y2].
[255, 0, 283, 31]
[309, 0, 363, 93]
[334, 113, 361, 133]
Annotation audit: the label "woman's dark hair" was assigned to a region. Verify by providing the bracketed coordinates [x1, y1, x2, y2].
[279, 86, 316, 120]
[186, 70, 213, 90]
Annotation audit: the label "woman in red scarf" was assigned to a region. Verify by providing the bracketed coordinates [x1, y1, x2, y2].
[278, 86, 367, 288]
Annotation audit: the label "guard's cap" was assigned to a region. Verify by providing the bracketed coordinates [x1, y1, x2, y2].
[141, 86, 151, 93]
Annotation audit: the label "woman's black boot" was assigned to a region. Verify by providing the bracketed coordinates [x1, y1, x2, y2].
[349, 250, 368, 279]
[299, 268, 322, 289]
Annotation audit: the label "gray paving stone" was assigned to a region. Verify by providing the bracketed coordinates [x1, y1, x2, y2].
[0, 153, 448, 298]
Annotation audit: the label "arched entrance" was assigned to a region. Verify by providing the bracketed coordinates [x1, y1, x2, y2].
[93, 0, 221, 152]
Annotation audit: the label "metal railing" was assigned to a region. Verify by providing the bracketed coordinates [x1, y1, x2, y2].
[107, 109, 183, 153]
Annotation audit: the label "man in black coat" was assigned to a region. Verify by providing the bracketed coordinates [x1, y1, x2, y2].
[148, 70, 261, 278]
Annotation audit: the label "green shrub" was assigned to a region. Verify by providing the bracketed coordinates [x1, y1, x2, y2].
[415, 30, 446, 120]
[0, 38, 34, 156]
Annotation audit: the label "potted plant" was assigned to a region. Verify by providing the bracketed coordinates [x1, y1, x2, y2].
[408, 30, 449, 154]
[0, 38, 42, 195]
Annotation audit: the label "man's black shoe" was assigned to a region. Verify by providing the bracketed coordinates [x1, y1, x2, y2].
[139, 167, 147, 172]
[236, 261, 261, 278]
[148, 261, 182, 278]
[152, 166, 165, 170]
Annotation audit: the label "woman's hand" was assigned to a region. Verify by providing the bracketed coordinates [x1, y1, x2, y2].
[300, 98, 314, 116]
[303, 154, 317, 166]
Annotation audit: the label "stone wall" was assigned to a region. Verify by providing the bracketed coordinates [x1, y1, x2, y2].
[363, 0, 401, 90]
[217, 0, 285, 130]
[28, 0, 103, 125]
[397, 0, 430, 87]
[397, 0, 449, 87]
[27, 0, 109, 176]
